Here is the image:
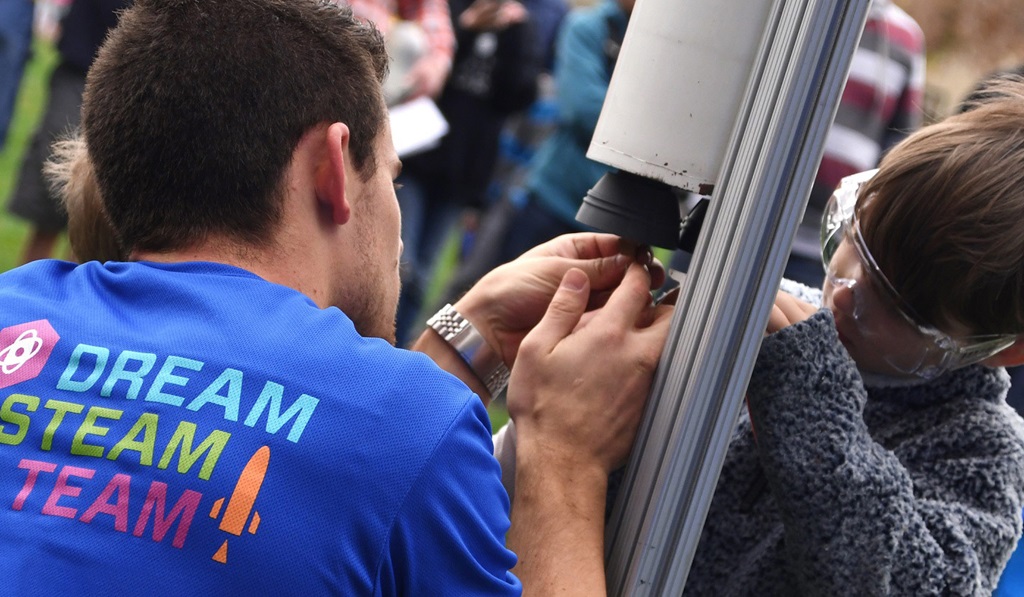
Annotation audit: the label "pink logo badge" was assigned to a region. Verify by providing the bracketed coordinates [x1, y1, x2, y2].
[0, 320, 60, 389]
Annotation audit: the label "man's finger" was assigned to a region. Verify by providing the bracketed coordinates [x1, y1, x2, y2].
[572, 253, 630, 291]
[524, 268, 591, 353]
[598, 262, 655, 327]
[562, 251, 664, 292]
[520, 233, 622, 260]
[648, 258, 667, 290]
[635, 304, 674, 350]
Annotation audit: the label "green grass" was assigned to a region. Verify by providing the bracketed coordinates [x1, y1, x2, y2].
[423, 232, 512, 430]
[0, 38, 62, 272]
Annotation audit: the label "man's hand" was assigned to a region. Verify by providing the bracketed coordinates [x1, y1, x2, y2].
[508, 262, 672, 473]
[504, 264, 672, 595]
[458, 0, 528, 32]
[766, 290, 818, 334]
[454, 233, 666, 367]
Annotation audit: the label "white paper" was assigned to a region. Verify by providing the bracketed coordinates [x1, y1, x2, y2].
[388, 96, 449, 158]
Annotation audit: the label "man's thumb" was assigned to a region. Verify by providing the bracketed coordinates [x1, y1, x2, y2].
[529, 268, 590, 350]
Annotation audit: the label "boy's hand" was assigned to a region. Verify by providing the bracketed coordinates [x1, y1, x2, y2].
[766, 291, 818, 334]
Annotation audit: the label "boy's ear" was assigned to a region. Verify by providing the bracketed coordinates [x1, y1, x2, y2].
[314, 122, 352, 226]
[981, 337, 1024, 368]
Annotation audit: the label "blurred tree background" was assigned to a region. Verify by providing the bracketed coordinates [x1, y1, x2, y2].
[898, 0, 1024, 119]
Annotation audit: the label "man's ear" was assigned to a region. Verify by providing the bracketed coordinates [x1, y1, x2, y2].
[315, 122, 352, 226]
[981, 337, 1024, 368]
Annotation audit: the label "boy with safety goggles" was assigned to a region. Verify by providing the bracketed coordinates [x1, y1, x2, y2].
[818, 168, 1019, 380]
[686, 80, 1024, 595]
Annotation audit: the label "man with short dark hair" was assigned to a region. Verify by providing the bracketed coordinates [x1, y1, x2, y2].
[0, 0, 672, 594]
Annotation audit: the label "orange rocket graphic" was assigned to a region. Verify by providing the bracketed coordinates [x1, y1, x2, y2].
[209, 445, 270, 564]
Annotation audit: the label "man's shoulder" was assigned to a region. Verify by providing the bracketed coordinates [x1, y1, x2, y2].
[0, 260, 82, 305]
[362, 347, 487, 444]
[281, 330, 487, 457]
[0, 258, 74, 281]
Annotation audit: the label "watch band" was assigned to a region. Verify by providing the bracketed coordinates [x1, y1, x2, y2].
[427, 304, 510, 396]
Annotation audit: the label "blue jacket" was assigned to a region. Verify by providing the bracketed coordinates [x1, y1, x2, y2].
[527, 0, 627, 228]
[687, 281, 1024, 595]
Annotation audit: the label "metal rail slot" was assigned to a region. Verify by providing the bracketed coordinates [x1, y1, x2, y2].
[599, 0, 871, 594]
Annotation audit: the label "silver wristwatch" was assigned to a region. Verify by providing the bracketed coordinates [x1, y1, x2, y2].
[427, 304, 511, 396]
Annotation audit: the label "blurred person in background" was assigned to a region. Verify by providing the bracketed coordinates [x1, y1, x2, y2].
[393, 0, 549, 346]
[488, 0, 633, 264]
[433, 0, 631, 311]
[0, 0, 34, 149]
[344, 0, 455, 101]
[784, 0, 925, 288]
[7, 0, 129, 263]
[428, 0, 568, 325]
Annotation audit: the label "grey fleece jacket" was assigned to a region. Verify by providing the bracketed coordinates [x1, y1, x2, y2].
[684, 308, 1024, 596]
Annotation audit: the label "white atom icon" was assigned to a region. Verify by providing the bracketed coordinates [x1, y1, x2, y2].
[0, 329, 44, 375]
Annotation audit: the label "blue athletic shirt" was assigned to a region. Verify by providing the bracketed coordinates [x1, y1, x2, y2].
[0, 260, 521, 595]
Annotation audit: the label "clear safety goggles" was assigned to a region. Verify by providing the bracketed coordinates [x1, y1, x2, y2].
[820, 169, 1017, 380]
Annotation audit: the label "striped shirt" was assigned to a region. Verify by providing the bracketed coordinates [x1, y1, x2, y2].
[792, 0, 925, 260]
[341, 0, 454, 64]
